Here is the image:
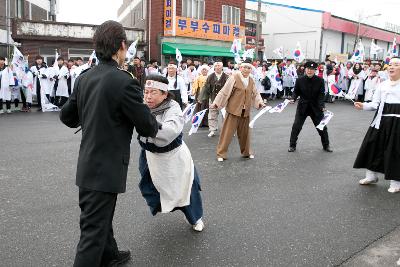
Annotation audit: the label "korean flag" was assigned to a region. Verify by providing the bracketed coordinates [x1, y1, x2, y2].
[188, 109, 208, 135]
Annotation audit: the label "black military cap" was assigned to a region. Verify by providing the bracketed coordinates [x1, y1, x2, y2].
[304, 61, 318, 69]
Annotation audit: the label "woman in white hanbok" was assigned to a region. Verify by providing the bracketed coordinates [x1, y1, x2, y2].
[138, 74, 204, 232]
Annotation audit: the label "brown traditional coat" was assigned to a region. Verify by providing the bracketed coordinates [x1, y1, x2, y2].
[213, 72, 263, 117]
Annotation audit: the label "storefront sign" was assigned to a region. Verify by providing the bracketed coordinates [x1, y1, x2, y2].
[175, 17, 244, 42]
[164, 0, 175, 36]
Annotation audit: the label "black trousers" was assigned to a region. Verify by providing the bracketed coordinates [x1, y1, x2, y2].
[73, 188, 119, 267]
[0, 99, 11, 110]
[289, 111, 329, 148]
[36, 78, 42, 108]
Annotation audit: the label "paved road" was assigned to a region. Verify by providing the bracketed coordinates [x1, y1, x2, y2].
[1, 100, 399, 266]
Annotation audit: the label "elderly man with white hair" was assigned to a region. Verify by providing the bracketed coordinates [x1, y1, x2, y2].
[200, 61, 229, 137]
[210, 59, 265, 162]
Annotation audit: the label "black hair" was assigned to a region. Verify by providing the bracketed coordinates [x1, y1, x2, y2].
[134, 56, 140, 60]
[68, 59, 74, 63]
[243, 58, 252, 64]
[146, 74, 175, 100]
[57, 56, 64, 61]
[150, 59, 157, 64]
[0, 56, 5, 61]
[93, 20, 127, 61]
[35, 55, 43, 60]
[76, 57, 83, 61]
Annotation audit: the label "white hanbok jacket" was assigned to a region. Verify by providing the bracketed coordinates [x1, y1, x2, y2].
[139, 100, 194, 212]
[55, 65, 70, 97]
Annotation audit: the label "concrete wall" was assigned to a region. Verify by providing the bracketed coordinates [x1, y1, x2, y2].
[246, 1, 323, 60]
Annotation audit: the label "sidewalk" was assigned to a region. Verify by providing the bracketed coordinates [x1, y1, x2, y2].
[341, 226, 400, 267]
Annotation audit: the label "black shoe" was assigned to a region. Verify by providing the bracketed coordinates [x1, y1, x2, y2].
[106, 250, 131, 267]
[323, 146, 333, 152]
[288, 147, 296, 152]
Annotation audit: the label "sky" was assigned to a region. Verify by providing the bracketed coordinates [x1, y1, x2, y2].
[57, 0, 400, 28]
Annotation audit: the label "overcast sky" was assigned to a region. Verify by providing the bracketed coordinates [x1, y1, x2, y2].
[57, 0, 400, 28]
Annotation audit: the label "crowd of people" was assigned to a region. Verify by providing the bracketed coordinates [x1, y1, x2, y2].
[0, 50, 390, 116]
[2, 19, 398, 266]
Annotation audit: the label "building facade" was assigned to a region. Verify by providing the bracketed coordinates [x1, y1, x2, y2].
[0, 0, 56, 58]
[118, 0, 246, 64]
[12, 19, 144, 66]
[246, 0, 399, 62]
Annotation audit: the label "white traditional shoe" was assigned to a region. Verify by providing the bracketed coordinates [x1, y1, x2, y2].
[388, 181, 400, 193]
[249, 155, 255, 159]
[0, 109, 4, 114]
[6, 109, 11, 114]
[193, 219, 204, 232]
[217, 157, 224, 162]
[208, 131, 215, 137]
[359, 177, 379, 185]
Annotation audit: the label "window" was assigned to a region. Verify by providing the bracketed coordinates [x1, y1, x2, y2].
[182, 0, 205, 20]
[142, 0, 147, 20]
[222, 5, 240, 25]
[245, 22, 256, 37]
[16, 0, 24, 18]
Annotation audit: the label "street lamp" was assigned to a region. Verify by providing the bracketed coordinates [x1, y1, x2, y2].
[354, 13, 382, 50]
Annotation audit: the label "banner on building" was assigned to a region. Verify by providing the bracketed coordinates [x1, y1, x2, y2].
[175, 17, 244, 42]
[164, 0, 175, 36]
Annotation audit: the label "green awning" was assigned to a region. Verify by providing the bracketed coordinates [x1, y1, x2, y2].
[162, 42, 234, 58]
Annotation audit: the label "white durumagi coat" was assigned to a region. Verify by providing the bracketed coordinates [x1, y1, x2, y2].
[30, 65, 47, 96]
[55, 65, 70, 97]
[364, 76, 381, 102]
[0, 67, 13, 101]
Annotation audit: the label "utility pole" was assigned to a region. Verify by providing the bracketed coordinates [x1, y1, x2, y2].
[6, 0, 11, 59]
[254, 0, 261, 61]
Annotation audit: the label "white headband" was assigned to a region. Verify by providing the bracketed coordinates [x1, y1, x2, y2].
[390, 58, 400, 64]
[168, 64, 177, 69]
[145, 80, 169, 91]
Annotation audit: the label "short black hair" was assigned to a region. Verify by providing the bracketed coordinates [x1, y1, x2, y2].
[57, 56, 64, 61]
[93, 20, 127, 61]
[35, 55, 43, 60]
[0, 56, 5, 61]
[134, 56, 140, 60]
[150, 59, 157, 64]
[76, 57, 83, 61]
[68, 59, 74, 63]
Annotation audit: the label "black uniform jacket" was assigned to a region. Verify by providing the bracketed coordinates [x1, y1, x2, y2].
[292, 75, 325, 116]
[60, 60, 159, 193]
[200, 72, 229, 102]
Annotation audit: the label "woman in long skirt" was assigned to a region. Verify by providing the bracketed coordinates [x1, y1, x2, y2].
[138, 74, 204, 231]
[353, 57, 400, 193]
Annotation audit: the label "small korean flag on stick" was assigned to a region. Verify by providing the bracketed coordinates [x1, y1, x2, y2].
[176, 48, 183, 64]
[188, 109, 208, 135]
[293, 42, 305, 63]
[126, 39, 138, 62]
[182, 103, 196, 124]
[269, 99, 291, 113]
[316, 111, 334, 130]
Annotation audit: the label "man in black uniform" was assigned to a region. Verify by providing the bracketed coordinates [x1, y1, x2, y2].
[288, 61, 332, 152]
[60, 21, 159, 267]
